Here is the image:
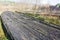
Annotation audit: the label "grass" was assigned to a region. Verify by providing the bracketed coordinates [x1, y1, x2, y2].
[25, 13, 60, 25]
[0, 20, 8, 40]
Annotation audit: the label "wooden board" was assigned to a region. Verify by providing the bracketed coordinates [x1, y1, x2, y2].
[1, 11, 60, 40]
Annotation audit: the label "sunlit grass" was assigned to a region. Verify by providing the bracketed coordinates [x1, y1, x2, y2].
[0, 20, 8, 40]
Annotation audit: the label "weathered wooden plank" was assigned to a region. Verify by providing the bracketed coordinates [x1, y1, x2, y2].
[1, 11, 60, 40]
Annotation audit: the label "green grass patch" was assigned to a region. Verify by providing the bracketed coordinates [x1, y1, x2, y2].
[25, 13, 60, 25]
[0, 20, 8, 40]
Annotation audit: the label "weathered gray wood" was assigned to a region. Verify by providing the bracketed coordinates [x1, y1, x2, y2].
[1, 11, 60, 40]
